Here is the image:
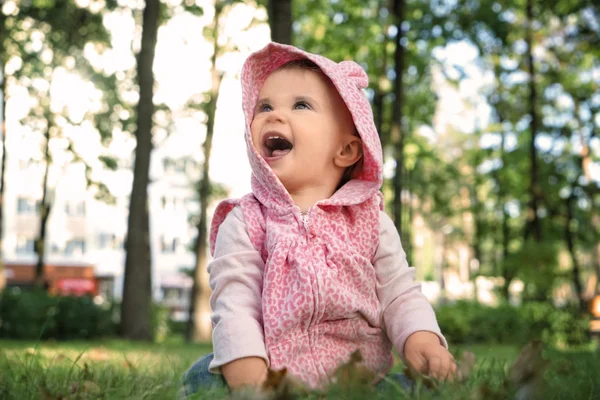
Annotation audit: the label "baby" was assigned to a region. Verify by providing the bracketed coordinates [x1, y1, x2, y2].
[180, 42, 455, 397]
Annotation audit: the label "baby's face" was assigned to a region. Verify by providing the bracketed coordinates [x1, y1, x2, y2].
[251, 67, 355, 194]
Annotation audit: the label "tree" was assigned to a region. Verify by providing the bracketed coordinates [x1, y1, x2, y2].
[268, 0, 292, 44]
[523, 0, 542, 244]
[186, 1, 225, 343]
[121, 0, 161, 341]
[6, 1, 117, 288]
[390, 0, 406, 242]
[185, 0, 261, 342]
[0, 10, 7, 291]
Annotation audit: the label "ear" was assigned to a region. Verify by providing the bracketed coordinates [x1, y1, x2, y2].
[334, 136, 363, 168]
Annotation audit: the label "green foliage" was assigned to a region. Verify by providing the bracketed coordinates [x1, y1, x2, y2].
[151, 303, 171, 343]
[505, 239, 560, 301]
[436, 300, 590, 348]
[0, 289, 117, 340]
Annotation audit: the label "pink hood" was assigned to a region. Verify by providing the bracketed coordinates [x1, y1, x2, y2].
[240, 42, 383, 213]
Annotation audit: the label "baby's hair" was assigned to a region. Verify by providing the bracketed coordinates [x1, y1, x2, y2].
[277, 58, 363, 189]
[278, 58, 324, 73]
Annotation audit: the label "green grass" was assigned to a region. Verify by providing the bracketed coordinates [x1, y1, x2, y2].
[0, 337, 211, 399]
[0, 338, 598, 399]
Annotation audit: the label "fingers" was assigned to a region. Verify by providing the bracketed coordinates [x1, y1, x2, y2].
[406, 352, 428, 375]
[428, 356, 443, 380]
[449, 357, 458, 381]
[427, 352, 457, 381]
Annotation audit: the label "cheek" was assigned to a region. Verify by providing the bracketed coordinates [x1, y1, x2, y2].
[250, 119, 261, 147]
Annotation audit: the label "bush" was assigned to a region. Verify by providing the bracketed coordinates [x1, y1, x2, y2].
[436, 300, 590, 347]
[0, 288, 117, 340]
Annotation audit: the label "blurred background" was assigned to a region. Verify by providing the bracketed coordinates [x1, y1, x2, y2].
[0, 0, 599, 351]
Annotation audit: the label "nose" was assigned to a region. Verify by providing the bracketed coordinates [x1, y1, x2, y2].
[265, 108, 286, 124]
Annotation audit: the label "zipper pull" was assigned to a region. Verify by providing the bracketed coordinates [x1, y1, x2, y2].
[302, 212, 309, 231]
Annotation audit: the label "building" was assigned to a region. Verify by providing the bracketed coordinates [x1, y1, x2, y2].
[3, 127, 201, 310]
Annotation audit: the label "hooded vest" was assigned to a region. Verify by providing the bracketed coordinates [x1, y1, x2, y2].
[209, 43, 393, 388]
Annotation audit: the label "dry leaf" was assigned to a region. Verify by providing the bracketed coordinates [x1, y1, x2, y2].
[87, 347, 110, 361]
[81, 381, 101, 394]
[262, 368, 288, 392]
[39, 385, 64, 400]
[333, 350, 375, 387]
[82, 362, 92, 381]
[457, 351, 476, 382]
[403, 365, 438, 389]
[123, 356, 137, 371]
[261, 367, 309, 400]
[509, 340, 548, 400]
[69, 382, 80, 395]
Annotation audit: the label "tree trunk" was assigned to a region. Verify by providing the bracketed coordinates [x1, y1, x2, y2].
[592, 204, 600, 295]
[575, 101, 599, 295]
[523, 0, 542, 243]
[594, 240, 600, 295]
[468, 184, 482, 281]
[268, 0, 292, 45]
[34, 120, 52, 288]
[564, 194, 586, 311]
[373, 0, 390, 147]
[391, 0, 405, 235]
[120, 0, 160, 341]
[0, 12, 7, 291]
[495, 114, 512, 299]
[404, 164, 412, 265]
[186, 4, 224, 343]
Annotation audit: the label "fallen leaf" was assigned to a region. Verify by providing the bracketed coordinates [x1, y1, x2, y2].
[262, 368, 288, 392]
[333, 350, 375, 387]
[457, 351, 476, 381]
[123, 356, 137, 371]
[509, 340, 548, 400]
[82, 362, 92, 381]
[81, 380, 101, 394]
[403, 366, 438, 389]
[39, 384, 64, 400]
[87, 347, 110, 361]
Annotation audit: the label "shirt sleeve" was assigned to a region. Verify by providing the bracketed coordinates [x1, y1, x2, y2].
[373, 210, 448, 360]
[207, 206, 268, 373]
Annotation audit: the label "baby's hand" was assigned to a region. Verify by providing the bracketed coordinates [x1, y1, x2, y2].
[404, 331, 456, 381]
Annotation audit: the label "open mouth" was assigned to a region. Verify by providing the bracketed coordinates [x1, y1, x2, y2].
[263, 135, 293, 158]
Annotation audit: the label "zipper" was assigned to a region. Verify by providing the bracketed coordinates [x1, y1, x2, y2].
[301, 212, 309, 232]
[300, 206, 311, 233]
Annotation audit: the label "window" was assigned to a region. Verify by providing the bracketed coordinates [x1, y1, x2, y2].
[50, 242, 61, 254]
[65, 201, 86, 217]
[185, 197, 199, 214]
[18, 159, 41, 171]
[98, 233, 120, 250]
[163, 158, 177, 174]
[17, 197, 40, 215]
[161, 195, 182, 211]
[163, 157, 197, 175]
[64, 239, 86, 255]
[163, 287, 182, 302]
[16, 237, 36, 254]
[160, 236, 179, 253]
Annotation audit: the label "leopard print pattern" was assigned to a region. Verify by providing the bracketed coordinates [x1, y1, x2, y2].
[209, 43, 392, 388]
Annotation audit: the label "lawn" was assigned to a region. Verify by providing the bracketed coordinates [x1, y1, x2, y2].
[0, 338, 598, 399]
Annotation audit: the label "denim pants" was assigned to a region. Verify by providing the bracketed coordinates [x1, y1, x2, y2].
[178, 353, 414, 399]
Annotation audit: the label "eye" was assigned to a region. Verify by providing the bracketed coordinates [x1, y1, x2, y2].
[258, 103, 272, 112]
[294, 101, 311, 110]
